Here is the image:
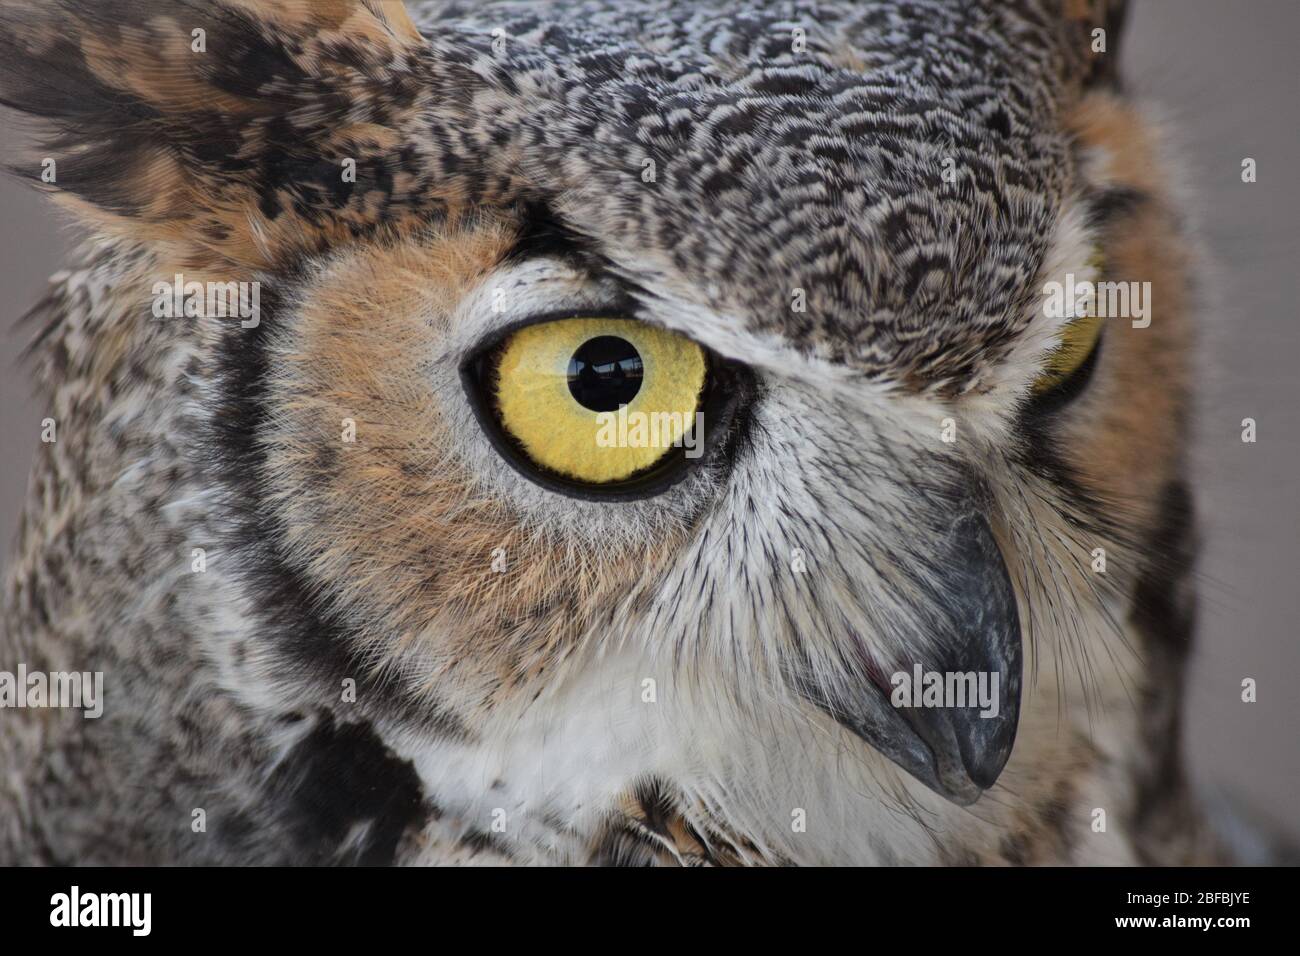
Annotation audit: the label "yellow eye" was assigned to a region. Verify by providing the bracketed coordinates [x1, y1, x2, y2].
[487, 317, 707, 485]
[1032, 250, 1108, 397]
[1031, 311, 1104, 394]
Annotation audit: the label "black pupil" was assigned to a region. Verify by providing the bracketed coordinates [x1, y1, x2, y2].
[567, 336, 643, 412]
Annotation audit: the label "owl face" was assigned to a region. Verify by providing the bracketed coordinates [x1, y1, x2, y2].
[4, 0, 1188, 826]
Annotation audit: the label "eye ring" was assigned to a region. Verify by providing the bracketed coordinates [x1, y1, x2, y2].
[460, 315, 752, 501]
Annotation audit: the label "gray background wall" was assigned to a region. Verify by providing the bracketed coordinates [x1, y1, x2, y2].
[0, 1, 1296, 837]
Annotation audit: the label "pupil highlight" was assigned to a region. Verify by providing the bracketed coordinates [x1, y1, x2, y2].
[567, 336, 643, 412]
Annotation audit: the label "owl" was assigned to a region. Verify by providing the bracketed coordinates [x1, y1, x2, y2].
[0, 0, 1275, 866]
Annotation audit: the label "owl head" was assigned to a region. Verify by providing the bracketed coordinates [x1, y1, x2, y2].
[1, 0, 1189, 817]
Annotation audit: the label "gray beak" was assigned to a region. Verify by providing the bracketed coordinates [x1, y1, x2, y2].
[789, 503, 1022, 806]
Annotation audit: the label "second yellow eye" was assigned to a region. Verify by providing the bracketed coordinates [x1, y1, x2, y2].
[1032, 311, 1104, 394]
[490, 318, 707, 485]
[1033, 250, 1108, 396]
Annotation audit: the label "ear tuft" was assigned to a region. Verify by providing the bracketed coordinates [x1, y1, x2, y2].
[0, 0, 442, 269]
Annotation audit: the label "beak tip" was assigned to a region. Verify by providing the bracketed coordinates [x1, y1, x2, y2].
[924, 743, 1003, 806]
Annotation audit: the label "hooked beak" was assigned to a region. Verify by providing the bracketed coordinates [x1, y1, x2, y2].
[790, 505, 1022, 806]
